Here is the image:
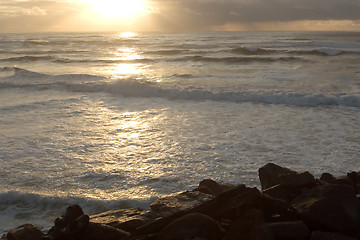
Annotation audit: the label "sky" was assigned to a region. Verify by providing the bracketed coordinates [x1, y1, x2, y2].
[1, 0, 360, 32]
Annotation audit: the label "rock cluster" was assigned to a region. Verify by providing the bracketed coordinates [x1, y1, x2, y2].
[2, 163, 360, 240]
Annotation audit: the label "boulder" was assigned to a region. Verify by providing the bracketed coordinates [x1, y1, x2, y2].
[50, 205, 130, 240]
[262, 184, 300, 202]
[293, 184, 360, 238]
[133, 185, 260, 237]
[258, 163, 297, 190]
[279, 171, 316, 188]
[150, 190, 214, 217]
[335, 176, 354, 186]
[310, 231, 358, 240]
[5, 224, 44, 240]
[90, 208, 159, 233]
[223, 209, 273, 240]
[157, 213, 225, 240]
[266, 221, 309, 240]
[81, 222, 130, 240]
[347, 171, 360, 194]
[193, 179, 234, 196]
[320, 173, 336, 184]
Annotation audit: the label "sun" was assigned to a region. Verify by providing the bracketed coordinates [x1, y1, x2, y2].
[84, 0, 147, 19]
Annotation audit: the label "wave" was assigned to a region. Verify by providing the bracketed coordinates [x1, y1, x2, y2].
[176, 55, 304, 64]
[23, 38, 139, 46]
[2, 68, 359, 108]
[5, 50, 90, 55]
[181, 43, 219, 49]
[0, 190, 153, 235]
[54, 58, 153, 64]
[288, 48, 360, 56]
[68, 80, 360, 108]
[232, 46, 277, 55]
[0, 55, 152, 64]
[144, 49, 185, 55]
[0, 55, 55, 62]
[231, 46, 360, 56]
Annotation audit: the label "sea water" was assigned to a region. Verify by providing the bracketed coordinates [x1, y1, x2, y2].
[0, 31, 359, 234]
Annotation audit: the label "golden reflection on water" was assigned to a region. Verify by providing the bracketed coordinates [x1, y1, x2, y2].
[106, 32, 144, 78]
[111, 63, 143, 77]
[118, 32, 138, 39]
[79, 106, 162, 200]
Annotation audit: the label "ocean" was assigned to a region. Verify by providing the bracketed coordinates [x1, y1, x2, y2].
[0, 31, 359, 234]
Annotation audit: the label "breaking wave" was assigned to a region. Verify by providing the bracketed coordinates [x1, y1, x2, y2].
[70, 80, 360, 107]
[231, 46, 360, 56]
[1, 67, 359, 108]
[0, 190, 152, 235]
[175, 55, 304, 64]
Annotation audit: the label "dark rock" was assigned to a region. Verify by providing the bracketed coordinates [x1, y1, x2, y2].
[258, 163, 297, 190]
[347, 171, 360, 194]
[280, 171, 316, 188]
[5, 224, 44, 240]
[262, 184, 300, 202]
[256, 194, 300, 222]
[335, 176, 354, 186]
[266, 221, 309, 240]
[293, 184, 360, 238]
[150, 190, 214, 217]
[157, 213, 225, 240]
[50, 205, 130, 240]
[193, 179, 234, 196]
[134, 185, 259, 237]
[90, 208, 159, 233]
[53, 204, 88, 236]
[310, 231, 357, 240]
[81, 222, 130, 240]
[62, 205, 85, 226]
[223, 209, 273, 240]
[320, 173, 336, 184]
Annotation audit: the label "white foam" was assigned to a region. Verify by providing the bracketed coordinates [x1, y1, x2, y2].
[0, 191, 154, 235]
[68, 80, 360, 108]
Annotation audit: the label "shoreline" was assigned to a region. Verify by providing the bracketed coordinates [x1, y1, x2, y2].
[2, 163, 360, 240]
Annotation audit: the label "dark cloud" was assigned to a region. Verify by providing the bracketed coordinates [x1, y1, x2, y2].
[149, 0, 360, 30]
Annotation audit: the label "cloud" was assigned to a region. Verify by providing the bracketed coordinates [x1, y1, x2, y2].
[149, 0, 360, 31]
[0, 0, 84, 32]
[22, 7, 48, 16]
[0, 0, 360, 32]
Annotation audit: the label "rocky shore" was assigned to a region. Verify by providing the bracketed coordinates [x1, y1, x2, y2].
[2, 163, 360, 240]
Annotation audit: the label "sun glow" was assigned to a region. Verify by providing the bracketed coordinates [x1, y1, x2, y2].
[85, 0, 147, 19]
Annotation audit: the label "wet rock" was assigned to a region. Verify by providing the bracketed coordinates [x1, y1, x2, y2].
[266, 221, 309, 240]
[193, 179, 234, 196]
[223, 209, 273, 240]
[150, 190, 214, 217]
[310, 231, 357, 240]
[280, 171, 316, 188]
[90, 208, 160, 233]
[293, 184, 360, 238]
[157, 213, 225, 240]
[258, 163, 297, 190]
[4, 224, 44, 240]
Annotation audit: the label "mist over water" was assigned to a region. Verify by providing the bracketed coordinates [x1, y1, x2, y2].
[0, 31, 360, 234]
